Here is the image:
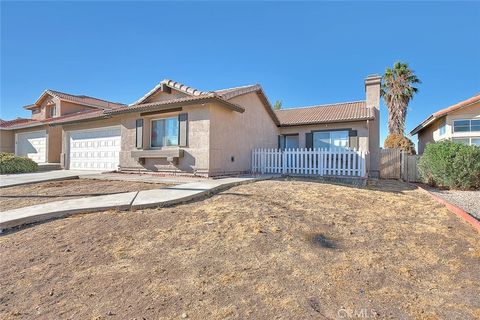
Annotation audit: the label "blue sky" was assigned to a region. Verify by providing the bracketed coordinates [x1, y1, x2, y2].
[1, 1, 479, 145]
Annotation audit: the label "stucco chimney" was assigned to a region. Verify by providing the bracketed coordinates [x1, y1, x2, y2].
[365, 74, 381, 110]
[365, 74, 382, 178]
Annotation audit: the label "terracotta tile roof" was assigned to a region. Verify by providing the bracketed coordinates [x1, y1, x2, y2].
[275, 101, 372, 126]
[109, 94, 245, 115]
[410, 93, 480, 135]
[25, 90, 126, 110]
[213, 84, 261, 100]
[0, 118, 36, 128]
[132, 79, 261, 105]
[131, 79, 211, 105]
[0, 110, 106, 129]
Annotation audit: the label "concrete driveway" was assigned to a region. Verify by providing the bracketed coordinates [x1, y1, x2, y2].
[0, 170, 105, 188]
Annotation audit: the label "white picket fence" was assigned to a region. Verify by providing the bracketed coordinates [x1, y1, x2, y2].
[251, 148, 367, 177]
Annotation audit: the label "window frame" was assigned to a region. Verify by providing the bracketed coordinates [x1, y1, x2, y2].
[149, 116, 180, 149]
[438, 118, 446, 136]
[48, 105, 57, 118]
[452, 137, 480, 146]
[453, 119, 480, 133]
[279, 134, 299, 150]
[312, 129, 350, 150]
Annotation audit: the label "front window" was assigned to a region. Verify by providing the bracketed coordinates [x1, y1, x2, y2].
[453, 137, 480, 146]
[313, 130, 349, 150]
[438, 118, 446, 136]
[453, 119, 480, 133]
[151, 117, 179, 148]
[48, 105, 57, 118]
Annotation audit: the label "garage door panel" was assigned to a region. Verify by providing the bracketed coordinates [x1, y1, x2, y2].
[16, 131, 47, 163]
[68, 127, 121, 171]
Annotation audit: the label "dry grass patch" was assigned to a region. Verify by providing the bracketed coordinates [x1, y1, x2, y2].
[0, 179, 170, 211]
[0, 179, 479, 319]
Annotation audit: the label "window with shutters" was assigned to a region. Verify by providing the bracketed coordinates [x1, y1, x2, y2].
[279, 134, 299, 149]
[150, 117, 179, 148]
[313, 130, 349, 150]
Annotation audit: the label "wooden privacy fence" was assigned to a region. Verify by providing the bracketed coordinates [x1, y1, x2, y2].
[380, 148, 421, 182]
[380, 148, 401, 179]
[251, 148, 367, 177]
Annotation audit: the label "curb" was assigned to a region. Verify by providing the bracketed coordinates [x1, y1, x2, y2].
[414, 184, 480, 234]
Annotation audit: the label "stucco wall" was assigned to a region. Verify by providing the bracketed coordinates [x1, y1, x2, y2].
[31, 96, 60, 120]
[143, 88, 189, 103]
[60, 101, 96, 116]
[47, 126, 62, 163]
[208, 92, 279, 175]
[0, 130, 14, 153]
[417, 119, 439, 154]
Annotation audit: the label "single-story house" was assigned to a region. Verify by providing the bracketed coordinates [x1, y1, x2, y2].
[410, 94, 480, 154]
[0, 74, 381, 177]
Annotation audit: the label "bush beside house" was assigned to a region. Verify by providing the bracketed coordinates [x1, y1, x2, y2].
[384, 134, 416, 155]
[0, 153, 38, 174]
[418, 141, 480, 190]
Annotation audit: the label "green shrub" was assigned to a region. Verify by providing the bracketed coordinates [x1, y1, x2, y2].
[418, 141, 480, 190]
[384, 134, 416, 155]
[0, 152, 38, 174]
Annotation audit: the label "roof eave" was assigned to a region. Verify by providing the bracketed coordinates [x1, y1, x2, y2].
[278, 116, 375, 127]
[49, 114, 112, 127]
[110, 96, 244, 116]
[1, 122, 45, 130]
[410, 115, 436, 136]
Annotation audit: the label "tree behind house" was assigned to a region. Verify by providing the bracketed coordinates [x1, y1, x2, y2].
[273, 100, 283, 110]
[381, 62, 421, 135]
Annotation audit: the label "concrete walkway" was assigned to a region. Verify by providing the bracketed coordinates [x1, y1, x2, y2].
[0, 176, 272, 231]
[80, 172, 206, 185]
[0, 170, 105, 188]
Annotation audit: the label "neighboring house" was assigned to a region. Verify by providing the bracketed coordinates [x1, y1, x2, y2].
[0, 74, 381, 177]
[0, 90, 126, 164]
[410, 94, 480, 154]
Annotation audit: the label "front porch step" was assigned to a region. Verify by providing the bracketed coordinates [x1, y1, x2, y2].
[37, 163, 62, 171]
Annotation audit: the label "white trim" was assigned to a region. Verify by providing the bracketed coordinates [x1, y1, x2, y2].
[452, 118, 480, 133]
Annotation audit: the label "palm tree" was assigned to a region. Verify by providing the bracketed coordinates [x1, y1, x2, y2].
[273, 100, 283, 110]
[381, 62, 421, 135]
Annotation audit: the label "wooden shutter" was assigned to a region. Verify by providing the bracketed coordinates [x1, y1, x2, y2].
[278, 135, 285, 149]
[349, 130, 358, 149]
[305, 132, 313, 149]
[135, 119, 143, 149]
[178, 113, 188, 147]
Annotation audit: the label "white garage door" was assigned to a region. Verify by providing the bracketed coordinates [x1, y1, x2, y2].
[16, 130, 47, 163]
[68, 127, 121, 171]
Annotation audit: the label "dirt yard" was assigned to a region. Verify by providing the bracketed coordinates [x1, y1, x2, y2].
[0, 179, 170, 211]
[1, 179, 479, 319]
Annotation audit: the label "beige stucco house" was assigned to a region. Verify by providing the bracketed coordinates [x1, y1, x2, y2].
[410, 94, 480, 154]
[1, 74, 381, 177]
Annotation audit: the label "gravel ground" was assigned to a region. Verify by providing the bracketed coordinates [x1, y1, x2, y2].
[428, 188, 480, 220]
